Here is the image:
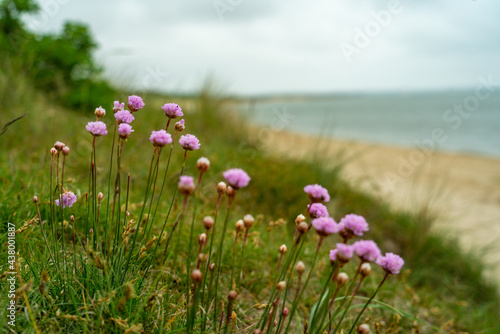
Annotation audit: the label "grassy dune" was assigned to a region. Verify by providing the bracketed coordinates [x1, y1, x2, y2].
[1, 64, 499, 333]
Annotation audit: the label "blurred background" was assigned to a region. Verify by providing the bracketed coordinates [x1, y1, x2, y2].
[1, 0, 500, 278]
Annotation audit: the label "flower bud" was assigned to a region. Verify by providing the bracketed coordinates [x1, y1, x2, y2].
[174, 119, 185, 132]
[231, 311, 237, 320]
[33, 196, 39, 203]
[360, 263, 371, 277]
[198, 253, 205, 263]
[295, 261, 305, 275]
[297, 222, 308, 234]
[89, 228, 94, 234]
[196, 157, 210, 173]
[94, 106, 106, 119]
[336, 272, 349, 286]
[217, 182, 227, 194]
[228, 290, 238, 300]
[62, 146, 70, 156]
[276, 281, 286, 291]
[235, 219, 245, 233]
[203, 216, 214, 231]
[243, 214, 254, 229]
[178, 176, 195, 196]
[295, 214, 306, 225]
[282, 307, 289, 317]
[253, 330, 263, 334]
[191, 269, 202, 282]
[198, 233, 207, 246]
[70, 215, 75, 222]
[49, 148, 58, 156]
[97, 192, 104, 204]
[226, 186, 235, 197]
[209, 263, 215, 271]
[357, 324, 370, 334]
[54, 141, 65, 151]
[279, 244, 287, 254]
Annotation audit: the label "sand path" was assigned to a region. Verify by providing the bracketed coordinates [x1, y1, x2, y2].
[259, 130, 500, 284]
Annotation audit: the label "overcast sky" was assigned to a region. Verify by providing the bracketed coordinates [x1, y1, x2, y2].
[26, 0, 500, 95]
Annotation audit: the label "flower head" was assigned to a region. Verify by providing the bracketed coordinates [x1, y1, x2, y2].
[86, 121, 108, 136]
[308, 203, 329, 218]
[223, 168, 251, 189]
[376, 252, 404, 274]
[55, 191, 77, 208]
[118, 123, 134, 139]
[128, 95, 145, 112]
[178, 175, 195, 196]
[304, 184, 330, 203]
[114, 110, 135, 124]
[179, 134, 200, 151]
[353, 240, 381, 263]
[175, 119, 185, 132]
[329, 243, 354, 264]
[150, 130, 172, 147]
[162, 103, 183, 119]
[197, 157, 210, 173]
[339, 214, 369, 238]
[113, 101, 125, 113]
[311, 217, 339, 237]
[94, 106, 106, 119]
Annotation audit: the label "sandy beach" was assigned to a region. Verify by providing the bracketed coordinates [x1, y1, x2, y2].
[258, 130, 500, 283]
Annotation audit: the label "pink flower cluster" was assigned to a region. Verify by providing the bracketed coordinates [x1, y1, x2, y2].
[353, 240, 381, 263]
[118, 124, 134, 139]
[330, 243, 354, 263]
[178, 175, 195, 196]
[162, 103, 183, 119]
[113, 101, 125, 113]
[128, 95, 145, 112]
[376, 253, 405, 274]
[115, 110, 135, 124]
[339, 214, 369, 237]
[86, 121, 108, 136]
[223, 168, 251, 189]
[304, 184, 330, 203]
[308, 203, 329, 218]
[179, 134, 200, 151]
[311, 217, 339, 237]
[150, 130, 172, 147]
[55, 191, 77, 208]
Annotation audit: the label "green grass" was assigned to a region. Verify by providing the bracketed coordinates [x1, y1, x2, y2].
[1, 63, 499, 333]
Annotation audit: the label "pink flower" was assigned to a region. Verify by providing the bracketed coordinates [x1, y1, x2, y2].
[353, 240, 381, 263]
[330, 243, 354, 263]
[118, 123, 134, 139]
[162, 103, 183, 119]
[114, 110, 135, 124]
[86, 121, 108, 136]
[179, 134, 200, 151]
[304, 184, 330, 203]
[150, 130, 172, 147]
[311, 217, 339, 237]
[376, 253, 404, 275]
[339, 214, 369, 237]
[178, 175, 195, 196]
[113, 101, 125, 113]
[55, 191, 77, 208]
[308, 203, 329, 218]
[223, 168, 251, 189]
[128, 95, 145, 112]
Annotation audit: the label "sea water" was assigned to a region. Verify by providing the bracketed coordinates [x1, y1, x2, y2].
[240, 91, 500, 158]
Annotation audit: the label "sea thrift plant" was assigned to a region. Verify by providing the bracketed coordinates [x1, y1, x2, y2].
[85, 121, 108, 136]
[150, 129, 172, 147]
[162, 103, 183, 118]
[223, 168, 251, 189]
[128, 95, 145, 112]
[179, 134, 200, 151]
[304, 183, 330, 203]
[114, 109, 135, 124]
[55, 191, 77, 208]
[25, 95, 408, 334]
